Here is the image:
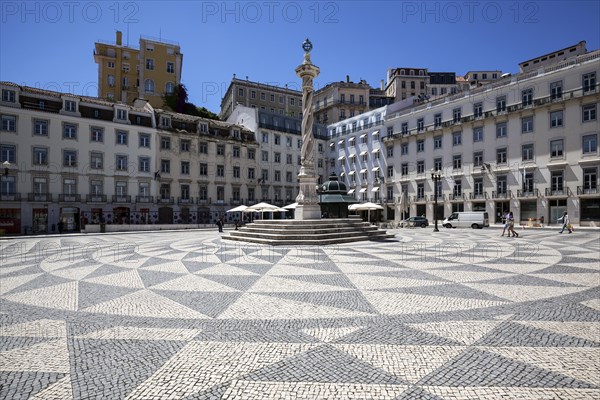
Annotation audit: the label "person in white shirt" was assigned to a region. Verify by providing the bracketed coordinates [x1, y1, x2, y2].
[557, 211, 572, 234]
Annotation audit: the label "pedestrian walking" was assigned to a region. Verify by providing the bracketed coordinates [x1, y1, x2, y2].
[506, 211, 518, 237]
[557, 211, 572, 234]
[501, 212, 509, 236]
[216, 218, 223, 233]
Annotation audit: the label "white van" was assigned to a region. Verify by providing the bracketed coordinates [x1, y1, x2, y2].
[443, 212, 489, 229]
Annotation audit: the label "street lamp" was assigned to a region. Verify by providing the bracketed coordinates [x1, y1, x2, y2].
[431, 169, 442, 232]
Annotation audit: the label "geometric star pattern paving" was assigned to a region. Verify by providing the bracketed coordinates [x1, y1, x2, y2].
[1, 228, 599, 399]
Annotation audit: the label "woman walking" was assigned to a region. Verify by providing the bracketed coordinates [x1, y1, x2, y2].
[507, 211, 518, 237]
[558, 211, 572, 234]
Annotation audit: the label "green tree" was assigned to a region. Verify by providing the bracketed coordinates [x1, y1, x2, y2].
[163, 84, 220, 120]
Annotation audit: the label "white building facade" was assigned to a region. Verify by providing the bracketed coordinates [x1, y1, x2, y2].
[329, 49, 600, 226]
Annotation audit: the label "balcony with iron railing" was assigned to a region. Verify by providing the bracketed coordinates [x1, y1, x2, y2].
[58, 194, 81, 202]
[197, 198, 211, 206]
[577, 186, 599, 196]
[112, 195, 132, 203]
[28, 193, 52, 202]
[177, 197, 195, 205]
[0, 192, 21, 201]
[449, 193, 465, 201]
[545, 187, 572, 197]
[136, 195, 154, 203]
[86, 194, 107, 203]
[516, 189, 539, 198]
[492, 190, 512, 199]
[157, 196, 175, 204]
[428, 194, 446, 201]
[469, 192, 488, 200]
[412, 195, 426, 202]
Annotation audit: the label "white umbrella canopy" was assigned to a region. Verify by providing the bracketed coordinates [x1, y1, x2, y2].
[351, 202, 384, 224]
[353, 202, 384, 211]
[283, 202, 298, 209]
[246, 202, 287, 219]
[226, 205, 248, 213]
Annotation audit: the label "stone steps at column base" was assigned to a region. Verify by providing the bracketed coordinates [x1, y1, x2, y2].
[222, 218, 395, 246]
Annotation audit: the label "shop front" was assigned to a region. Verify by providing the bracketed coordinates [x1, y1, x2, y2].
[59, 207, 80, 232]
[32, 208, 48, 233]
[0, 208, 21, 234]
[113, 207, 130, 224]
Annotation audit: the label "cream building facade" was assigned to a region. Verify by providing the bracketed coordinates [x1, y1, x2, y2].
[93, 31, 183, 108]
[330, 47, 600, 226]
[0, 83, 261, 234]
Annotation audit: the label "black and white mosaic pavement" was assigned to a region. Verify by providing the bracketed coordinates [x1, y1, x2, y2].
[1, 228, 599, 399]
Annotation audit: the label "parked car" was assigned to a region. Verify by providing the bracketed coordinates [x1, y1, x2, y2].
[400, 216, 429, 228]
[442, 212, 489, 229]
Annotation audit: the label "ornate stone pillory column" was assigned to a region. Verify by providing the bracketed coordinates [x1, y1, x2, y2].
[295, 38, 321, 220]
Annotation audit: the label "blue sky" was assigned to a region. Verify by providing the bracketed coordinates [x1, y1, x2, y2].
[1, 1, 599, 113]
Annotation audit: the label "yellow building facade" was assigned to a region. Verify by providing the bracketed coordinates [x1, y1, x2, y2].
[94, 31, 183, 108]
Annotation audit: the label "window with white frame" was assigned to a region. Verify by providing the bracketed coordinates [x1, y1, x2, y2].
[34, 119, 48, 135]
[233, 166, 240, 178]
[434, 113, 441, 127]
[582, 103, 597, 122]
[522, 116, 534, 133]
[496, 122, 507, 138]
[550, 110, 563, 127]
[453, 108, 461, 122]
[144, 79, 155, 94]
[261, 151, 269, 162]
[181, 161, 190, 175]
[434, 157, 443, 171]
[401, 163, 408, 176]
[417, 160, 425, 173]
[1, 175, 16, 195]
[2, 89, 16, 103]
[387, 165, 394, 178]
[146, 59, 154, 70]
[452, 131, 462, 146]
[139, 133, 150, 148]
[63, 150, 77, 167]
[200, 163, 208, 175]
[496, 96, 506, 112]
[64, 100, 76, 112]
[496, 147, 507, 164]
[474, 103, 483, 118]
[417, 139, 424, 152]
[33, 147, 48, 165]
[116, 155, 128, 171]
[233, 146, 240, 158]
[583, 167, 597, 191]
[34, 177, 48, 194]
[167, 62, 174, 73]
[522, 143, 534, 161]
[199, 141, 208, 154]
[583, 134, 598, 154]
[116, 130, 128, 145]
[0, 144, 16, 163]
[1, 115, 16, 131]
[550, 81, 562, 100]
[63, 123, 77, 139]
[91, 152, 103, 169]
[473, 127, 483, 142]
[161, 137, 171, 150]
[180, 139, 190, 152]
[139, 157, 150, 173]
[473, 152, 483, 167]
[91, 127, 103, 142]
[417, 118, 424, 132]
[453, 155, 462, 170]
[550, 139, 564, 158]
[583, 72, 596, 92]
[387, 146, 394, 157]
[522, 88, 533, 106]
[63, 178, 76, 195]
[116, 109, 127, 120]
[401, 143, 408, 155]
[161, 159, 170, 173]
[115, 181, 127, 196]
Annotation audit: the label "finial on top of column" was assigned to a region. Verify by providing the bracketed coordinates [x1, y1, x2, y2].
[302, 38, 313, 64]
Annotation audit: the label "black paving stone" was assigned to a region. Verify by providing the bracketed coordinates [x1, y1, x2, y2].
[242, 343, 408, 384]
[418, 347, 597, 388]
[69, 338, 187, 400]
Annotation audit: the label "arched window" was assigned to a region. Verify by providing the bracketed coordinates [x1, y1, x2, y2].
[144, 79, 155, 94]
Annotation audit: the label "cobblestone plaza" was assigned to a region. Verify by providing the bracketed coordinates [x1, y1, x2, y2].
[1, 228, 599, 399]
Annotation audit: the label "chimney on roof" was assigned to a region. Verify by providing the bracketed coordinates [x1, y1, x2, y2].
[380, 80, 384, 90]
[346, 75, 350, 83]
[116, 31, 122, 46]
